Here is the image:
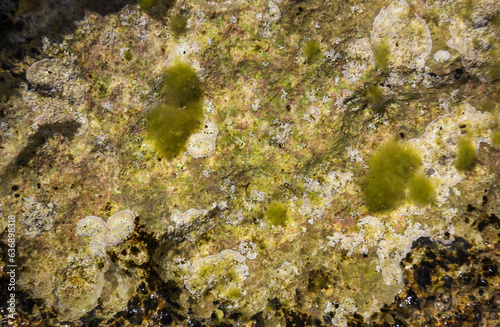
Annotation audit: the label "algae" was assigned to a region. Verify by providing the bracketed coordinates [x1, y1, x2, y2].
[266, 201, 288, 226]
[454, 137, 477, 171]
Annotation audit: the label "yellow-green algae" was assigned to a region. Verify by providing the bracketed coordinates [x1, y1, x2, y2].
[4, 0, 500, 326]
[454, 136, 477, 171]
[373, 39, 390, 70]
[407, 173, 435, 206]
[266, 201, 289, 226]
[159, 59, 203, 108]
[362, 140, 435, 212]
[170, 15, 188, 37]
[147, 59, 203, 158]
[303, 39, 321, 63]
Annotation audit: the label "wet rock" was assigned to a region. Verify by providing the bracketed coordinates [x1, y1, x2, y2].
[22, 197, 56, 238]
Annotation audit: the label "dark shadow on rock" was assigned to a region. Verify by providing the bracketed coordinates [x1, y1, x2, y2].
[0, 120, 81, 189]
[78, 0, 135, 17]
[139, 0, 176, 22]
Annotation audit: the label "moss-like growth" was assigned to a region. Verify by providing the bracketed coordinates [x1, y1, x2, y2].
[160, 60, 202, 108]
[362, 140, 422, 212]
[373, 39, 390, 70]
[222, 286, 243, 301]
[147, 103, 202, 158]
[266, 202, 288, 226]
[308, 192, 323, 206]
[481, 86, 500, 112]
[492, 129, 500, 148]
[458, 0, 474, 21]
[481, 99, 498, 113]
[137, 0, 155, 10]
[93, 76, 111, 99]
[303, 40, 321, 63]
[408, 173, 435, 206]
[123, 49, 132, 61]
[487, 62, 500, 81]
[366, 84, 386, 111]
[454, 137, 477, 171]
[137, 0, 175, 11]
[170, 15, 188, 36]
[147, 59, 203, 158]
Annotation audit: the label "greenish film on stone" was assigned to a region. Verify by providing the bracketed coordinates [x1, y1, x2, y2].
[137, 0, 155, 10]
[492, 130, 500, 147]
[147, 103, 202, 158]
[137, 0, 176, 11]
[170, 15, 188, 36]
[303, 40, 321, 63]
[454, 137, 477, 171]
[362, 140, 422, 212]
[222, 286, 243, 301]
[373, 39, 390, 70]
[366, 84, 386, 110]
[266, 202, 288, 226]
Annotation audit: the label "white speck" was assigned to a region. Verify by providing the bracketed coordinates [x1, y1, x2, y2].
[218, 201, 228, 210]
[252, 99, 262, 112]
[434, 50, 450, 62]
[281, 89, 288, 100]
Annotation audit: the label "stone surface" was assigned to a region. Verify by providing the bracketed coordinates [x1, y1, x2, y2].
[0, 0, 498, 326]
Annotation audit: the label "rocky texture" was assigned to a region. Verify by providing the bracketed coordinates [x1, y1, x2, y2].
[0, 0, 498, 326]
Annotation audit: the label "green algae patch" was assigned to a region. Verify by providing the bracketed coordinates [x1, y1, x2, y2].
[303, 40, 321, 63]
[362, 140, 423, 212]
[160, 60, 203, 108]
[408, 173, 435, 206]
[137, 0, 155, 9]
[454, 137, 477, 171]
[147, 60, 203, 158]
[373, 39, 390, 70]
[493, 130, 500, 148]
[123, 49, 132, 61]
[92, 75, 111, 99]
[365, 84, 387, 111]
[170, 15, 188, 37]
[221, 286, 244, 302]
[137, 0, 176, 14]
[147, 103, 202, 158]
[266, 202, 288, 226]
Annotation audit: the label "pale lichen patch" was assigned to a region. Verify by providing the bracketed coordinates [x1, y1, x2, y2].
[186, 121, 219, 159]
[408, 102, 493, 205]
[184, 250, 249, 302]
[167, 208, 214, 242]
[77, 210, 135, 249]
[24, 58, 88, 135]
[371, 0, 432, 83]
[22, 197, 57, 238]
[325, 298, 358, 327]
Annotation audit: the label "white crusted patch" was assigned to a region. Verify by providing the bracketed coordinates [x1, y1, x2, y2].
[187, 122, 219, 159]
[239, 241, 259, 260]
[371, 0, 432, 80]
[434, 50, 450, 62]
[77, 210, 135, 249]
[408, 102, 493, 204]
